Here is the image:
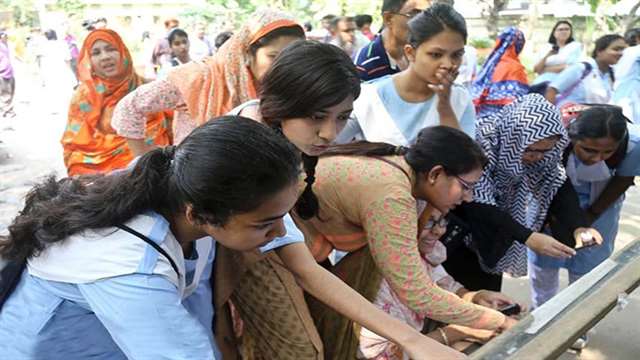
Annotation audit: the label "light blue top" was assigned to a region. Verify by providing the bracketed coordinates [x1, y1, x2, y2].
[531, 125, 640, 274]
[549, 59, 613, 107]
[612, 46, 640, 123]
[374, 76, 476, 139]
[0, 212, 304, 359]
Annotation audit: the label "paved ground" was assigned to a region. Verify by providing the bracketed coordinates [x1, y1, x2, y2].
[501, 187, 640, 360]
[1, 62, 638, 359]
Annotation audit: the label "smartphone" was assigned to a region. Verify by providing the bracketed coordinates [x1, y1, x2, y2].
[575, 231, 598, 250]
[499, 303, 521, 316]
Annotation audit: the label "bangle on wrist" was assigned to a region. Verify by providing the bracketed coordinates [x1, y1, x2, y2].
[437, 327, 450, 346]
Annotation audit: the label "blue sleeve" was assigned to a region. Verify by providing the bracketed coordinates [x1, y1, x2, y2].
[259, 213, 305, 253]
[78, 274, 216, 359]
[459, 101, 476, 138]
[617, 140, 640, 177]
[336, 116, 364, 143]
[550, 63, 584, 93]
[565, 43, 583, 64]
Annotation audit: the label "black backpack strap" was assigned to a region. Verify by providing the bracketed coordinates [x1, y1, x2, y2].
[116, 224, 181, 278]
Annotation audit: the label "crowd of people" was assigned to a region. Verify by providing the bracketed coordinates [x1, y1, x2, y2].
[0, 1, 639, 359]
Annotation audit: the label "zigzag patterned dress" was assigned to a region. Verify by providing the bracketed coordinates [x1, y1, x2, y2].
[472, 94, 569, 276]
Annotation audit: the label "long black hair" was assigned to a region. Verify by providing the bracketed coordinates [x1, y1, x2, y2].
[258, 40, 361, 220]
[1, 117, 300, 261]
[322, 126, 487, 177]
[407, 3, 467, 48]
[568, 105, 630, 166]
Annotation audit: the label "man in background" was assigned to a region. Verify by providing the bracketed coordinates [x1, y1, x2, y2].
[353, 0, 430, 81]
[152, 18, 180, 74]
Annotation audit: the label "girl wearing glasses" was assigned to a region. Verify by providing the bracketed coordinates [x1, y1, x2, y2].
[359, 206, 525, 360]
[292, 126, 518, 359]
[443, 94, 602, 292]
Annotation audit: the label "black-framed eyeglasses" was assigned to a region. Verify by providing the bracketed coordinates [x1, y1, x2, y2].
[425, 216, 448, 230]
[391, 9, 422, 19]
[454, 175, 474, 193]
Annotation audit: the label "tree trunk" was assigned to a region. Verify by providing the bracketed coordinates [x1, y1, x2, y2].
[623, 0, 640, 32]
[484, 0, 508, 38]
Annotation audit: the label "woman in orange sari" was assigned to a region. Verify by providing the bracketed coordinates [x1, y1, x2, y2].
[111, 9, 305, 154]
[61, 29, 171, 176]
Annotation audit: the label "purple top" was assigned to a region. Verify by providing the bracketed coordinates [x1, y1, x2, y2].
[0, 42, 14, 79]
[64, 34, 80, 60]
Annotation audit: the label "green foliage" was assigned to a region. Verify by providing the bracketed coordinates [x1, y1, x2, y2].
[1, 0, 38, 27]
[586, 0, 619, 13]
[469, 37, 493, 49]
[53, 0, 87, 16]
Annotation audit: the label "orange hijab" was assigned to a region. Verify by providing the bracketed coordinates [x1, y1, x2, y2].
[61, 29, 171, 176]
[167, 9, 302, 125]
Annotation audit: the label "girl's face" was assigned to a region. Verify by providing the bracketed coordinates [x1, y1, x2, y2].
[250, 35, 301, 82]
[422, 166, 482, 214]
[596, 39, 627, 66]
[422, 208, 448, 240]
[90, 40, 122, 79]
[281, 95, 354, 156]
[170, 35, 190, 62]
[404, 28, 465, 86]
[522, 137, 559, 165]
[573, 136, 620, 165]
[553, 23, 572, 45]
[201, 183, 299, 251]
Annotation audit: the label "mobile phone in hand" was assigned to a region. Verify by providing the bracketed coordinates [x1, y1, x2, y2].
[499, 303, 521, 316]
[575, 231, 598, 250]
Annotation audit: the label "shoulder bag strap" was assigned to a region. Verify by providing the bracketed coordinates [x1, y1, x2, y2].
[116, 223, 181, 278]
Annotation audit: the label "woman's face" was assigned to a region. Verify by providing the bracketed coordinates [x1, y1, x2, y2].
[170, 35, 190, 62]
[596, 39, 627, 66]
[422, 166, 483, 214]
[250, 35, 301, 81]
[553, 23, 572, 45]
[405, 29, 465, 87]
[522, 137, 559, 165]
[201, 183, 298, 251]
[573, 136, 620, 165]
[281, 95, 354, 156]
[90, 40, 122, 79]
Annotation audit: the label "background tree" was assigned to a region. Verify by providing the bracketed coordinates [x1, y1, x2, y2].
[479, 0, 509, 38]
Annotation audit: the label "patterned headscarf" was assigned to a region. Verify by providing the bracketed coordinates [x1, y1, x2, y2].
[473, 94, 569, 276]
[167, 9, 303, 125]
[472, 27, 529, 119]
[61, 29, 171, 176]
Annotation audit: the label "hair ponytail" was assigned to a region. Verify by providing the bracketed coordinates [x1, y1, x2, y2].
[294, 153, 319, 220]
[322, 126, 486, 175]
[1, 148, 174, 261]
[2, 117, 300, 261]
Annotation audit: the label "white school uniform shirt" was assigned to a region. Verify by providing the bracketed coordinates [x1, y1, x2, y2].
[28, 212, 211, 300]
[337, 78, 473, 146]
